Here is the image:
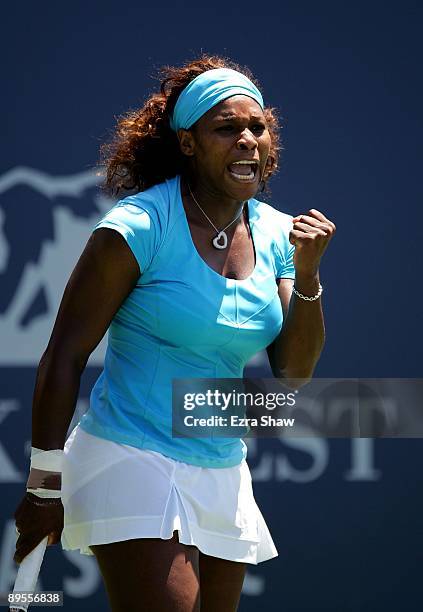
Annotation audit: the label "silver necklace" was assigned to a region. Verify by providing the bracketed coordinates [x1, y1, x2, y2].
[187, 183, 245, 250]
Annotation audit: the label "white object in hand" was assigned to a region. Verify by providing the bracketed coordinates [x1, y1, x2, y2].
[10, 536, 48, 612]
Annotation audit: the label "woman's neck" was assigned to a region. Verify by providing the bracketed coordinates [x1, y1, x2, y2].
[181, 175, 246, 229]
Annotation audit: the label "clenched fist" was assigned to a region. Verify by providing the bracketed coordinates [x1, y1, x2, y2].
[290, 209, 336, 277]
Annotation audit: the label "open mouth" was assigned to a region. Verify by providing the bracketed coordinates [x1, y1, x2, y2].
[227, 160, 259, 182]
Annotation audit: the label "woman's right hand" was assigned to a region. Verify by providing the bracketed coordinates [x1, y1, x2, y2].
[13, 493, 64, 564]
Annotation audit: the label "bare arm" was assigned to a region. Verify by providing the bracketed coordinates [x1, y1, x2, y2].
[14, 228, 140, 563]
[31, 227, 140, 450]
[266, 208, 335, 389]
[266, 273, 325, 389]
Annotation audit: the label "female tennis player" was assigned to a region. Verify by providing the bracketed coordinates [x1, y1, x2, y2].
[13, 54, 335, 611]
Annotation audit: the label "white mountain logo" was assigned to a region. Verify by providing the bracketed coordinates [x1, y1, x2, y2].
[0, 166, 114, 365]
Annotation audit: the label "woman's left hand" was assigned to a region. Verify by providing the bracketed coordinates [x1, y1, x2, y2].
[290, 209, 336, 276]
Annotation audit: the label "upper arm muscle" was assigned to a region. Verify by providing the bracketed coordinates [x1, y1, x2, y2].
[44, 228, 140, 366]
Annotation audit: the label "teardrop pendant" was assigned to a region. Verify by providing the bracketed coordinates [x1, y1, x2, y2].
[212, 231, 228, 249]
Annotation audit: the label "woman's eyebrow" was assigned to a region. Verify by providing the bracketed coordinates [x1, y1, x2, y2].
[214, 114, 265, 122]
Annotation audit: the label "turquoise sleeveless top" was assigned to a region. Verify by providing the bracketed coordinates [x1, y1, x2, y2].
[79, 175, 295, 467]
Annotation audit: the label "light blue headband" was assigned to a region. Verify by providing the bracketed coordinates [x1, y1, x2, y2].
[169, 68, 264, 132]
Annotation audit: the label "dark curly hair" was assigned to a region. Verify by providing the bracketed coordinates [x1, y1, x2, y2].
[99, 54, 282, 197]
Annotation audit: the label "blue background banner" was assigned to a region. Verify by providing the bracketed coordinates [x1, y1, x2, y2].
[1, 2, 422, 610]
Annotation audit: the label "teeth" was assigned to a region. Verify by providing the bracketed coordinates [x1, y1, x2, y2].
[232, 160, 257, 165]
[229, 169, 255, 180]
[228, 160, 257, 181]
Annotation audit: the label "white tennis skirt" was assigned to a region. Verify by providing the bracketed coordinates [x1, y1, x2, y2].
[60, 426, 278, 565]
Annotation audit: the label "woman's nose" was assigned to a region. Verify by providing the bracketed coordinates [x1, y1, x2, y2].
[236, 129, 257, 150]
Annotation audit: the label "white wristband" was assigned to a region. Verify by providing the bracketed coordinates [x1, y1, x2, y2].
[30, 447, 64, 473]
[28, 447, 63, 498]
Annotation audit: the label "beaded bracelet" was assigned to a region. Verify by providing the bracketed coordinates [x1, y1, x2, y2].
[25, 492, 63, 506]
[292, 282, 323, 301]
